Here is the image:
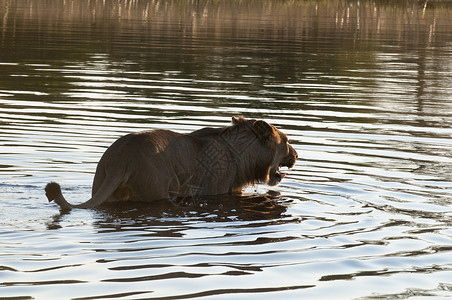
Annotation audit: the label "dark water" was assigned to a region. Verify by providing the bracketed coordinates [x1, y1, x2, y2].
[1, 0, 452, 299]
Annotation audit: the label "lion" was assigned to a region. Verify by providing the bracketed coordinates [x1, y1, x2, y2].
[45, 116, 298, 210]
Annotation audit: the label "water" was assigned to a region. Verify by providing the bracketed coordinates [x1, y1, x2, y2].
[1, 0, 452, 299]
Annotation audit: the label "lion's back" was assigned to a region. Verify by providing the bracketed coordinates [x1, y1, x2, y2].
[112, 129, 182, 153]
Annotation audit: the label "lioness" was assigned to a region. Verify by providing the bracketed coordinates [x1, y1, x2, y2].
[45, 116, 298, 210]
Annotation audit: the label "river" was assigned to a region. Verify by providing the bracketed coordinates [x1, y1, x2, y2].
[1, 0, 452, 299]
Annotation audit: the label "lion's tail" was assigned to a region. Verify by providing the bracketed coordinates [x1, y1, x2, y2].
[45, 170, 125, 210]
[45, 182, 73, 210]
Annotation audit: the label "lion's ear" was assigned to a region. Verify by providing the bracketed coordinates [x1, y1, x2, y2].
[232, 116, 245, 125]
[252, 120, 275, 142]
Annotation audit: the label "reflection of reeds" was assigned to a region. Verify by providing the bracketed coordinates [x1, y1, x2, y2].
[1, 0, 451, 46]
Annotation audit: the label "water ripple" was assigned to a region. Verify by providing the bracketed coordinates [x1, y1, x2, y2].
[1, 1, 452, 299]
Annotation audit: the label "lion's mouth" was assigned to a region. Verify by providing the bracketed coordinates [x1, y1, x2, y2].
[268, 154, 297, 186]
[275, 165, 286, 182]
[269, 164, 291, 186]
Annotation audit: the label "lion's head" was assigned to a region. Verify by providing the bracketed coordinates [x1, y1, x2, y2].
[227, 116, 298, 187]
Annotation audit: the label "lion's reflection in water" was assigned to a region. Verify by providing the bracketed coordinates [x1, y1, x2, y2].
[47, 191, 290, 231]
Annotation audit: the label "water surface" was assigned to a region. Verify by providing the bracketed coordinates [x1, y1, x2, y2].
[1, 1, 452, 299]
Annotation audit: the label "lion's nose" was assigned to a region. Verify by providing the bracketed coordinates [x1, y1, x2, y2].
[290, 146, 298, 159]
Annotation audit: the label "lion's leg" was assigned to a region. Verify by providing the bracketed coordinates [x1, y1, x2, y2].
[91, 167, 105, 197]
[92, 166, 128, 202]
[111, 185, 132, 202]
[167, 174, 181, 200]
